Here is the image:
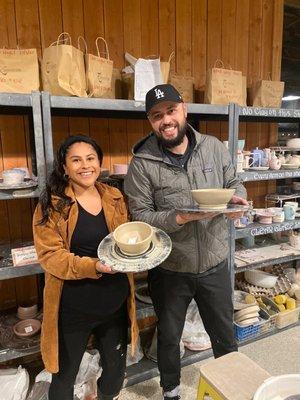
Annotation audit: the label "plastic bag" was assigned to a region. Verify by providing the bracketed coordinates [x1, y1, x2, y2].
[74, 349, 102, 400]
[0, 366, 29, 400]
[182, 300, 211, 351]
[145, 327, 185, 362]
[27, 350, 101, 400]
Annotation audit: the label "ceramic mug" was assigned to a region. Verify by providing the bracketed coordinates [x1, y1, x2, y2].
[283, 204, 296, 221]
[285, 201, 298, 212]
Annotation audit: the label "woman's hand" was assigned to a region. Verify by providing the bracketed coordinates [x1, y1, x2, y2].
[176, 212, 219, 225]
[96, 261, 116, 274]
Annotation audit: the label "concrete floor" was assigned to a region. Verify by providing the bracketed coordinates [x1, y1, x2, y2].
[119, 325, 300, 400]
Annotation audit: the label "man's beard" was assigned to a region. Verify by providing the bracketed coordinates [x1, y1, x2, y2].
[156, 121, 188, 149]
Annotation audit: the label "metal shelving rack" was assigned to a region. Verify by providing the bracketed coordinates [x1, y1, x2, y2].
[0, 92, 46, 200]
[2, 96, 300, 377]
[232, 104, 300, 272]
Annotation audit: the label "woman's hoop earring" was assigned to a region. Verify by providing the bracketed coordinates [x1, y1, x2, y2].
[63, 173, 69, 180]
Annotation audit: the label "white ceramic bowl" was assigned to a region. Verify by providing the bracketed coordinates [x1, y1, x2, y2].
[191, 188, 235, 209]
[2, 169, 25, 185]
[287, 138, 300, 148]
[244, 269, 278, 288]
[113, 221, 153, 256]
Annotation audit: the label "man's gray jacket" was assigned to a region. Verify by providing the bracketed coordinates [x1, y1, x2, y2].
[124, 125, 246, 274]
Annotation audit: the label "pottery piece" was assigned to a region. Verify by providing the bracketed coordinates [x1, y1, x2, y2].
[191, 188, 235, 209]
[113, 221, 153, 256]
[269, 151, 281, 170]
[113, 163, 129, 175]
[17, 303, 38, 320]
[284, 204, 296, 221]
[2, 169, 25, 185]
[289, 233, 300, 250]
[244, 270, 278, 288]
[287, 138, 300, 148]
[13, 318, 41, 338]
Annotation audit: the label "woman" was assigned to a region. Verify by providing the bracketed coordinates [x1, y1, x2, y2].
[33, 135, 138, 400]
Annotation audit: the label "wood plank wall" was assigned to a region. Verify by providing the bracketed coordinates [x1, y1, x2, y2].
[0, 0, 284, 310]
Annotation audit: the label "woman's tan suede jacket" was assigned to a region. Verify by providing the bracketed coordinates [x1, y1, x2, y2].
[32, 182, 139, 373]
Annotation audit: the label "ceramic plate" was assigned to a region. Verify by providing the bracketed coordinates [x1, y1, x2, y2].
[234, 304, 260, 320]
[281, 164, 299, 170]
[235, 311, 260, 323]
[248, 166, 269, 171]
[175, 204, 248, 214]
[97, 227, 172, 273]
[0, 180, 37, 190]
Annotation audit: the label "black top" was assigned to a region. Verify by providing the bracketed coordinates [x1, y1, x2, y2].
[60, 202, 129, 317]
[163, 129, 196, 170]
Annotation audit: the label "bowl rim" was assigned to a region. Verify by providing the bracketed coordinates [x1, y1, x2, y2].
[113, 221, 153, 246]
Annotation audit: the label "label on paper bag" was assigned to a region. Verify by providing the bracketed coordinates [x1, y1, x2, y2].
[11, 245, 38, 267]
[25, 325, 33, 333]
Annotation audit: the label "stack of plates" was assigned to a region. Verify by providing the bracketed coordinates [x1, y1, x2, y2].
[234, 304, 260, 326]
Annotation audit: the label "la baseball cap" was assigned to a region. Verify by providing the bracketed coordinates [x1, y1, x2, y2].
[145, 84, 183, 114]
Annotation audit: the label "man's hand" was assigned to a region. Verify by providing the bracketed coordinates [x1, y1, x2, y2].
[227, 195, 249, 220]
[176, 212, 219, 225]
[230, 195, 248, 206]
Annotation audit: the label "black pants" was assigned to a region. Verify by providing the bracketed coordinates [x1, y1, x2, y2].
[48, 304, 128, 400]
[148, 260, 237, 392]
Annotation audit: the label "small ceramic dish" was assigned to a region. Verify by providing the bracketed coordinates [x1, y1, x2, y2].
[234, 304, 260, 320]
[13, 318, 41, 338]
[238, 316, 260, 326]
[17, 304, 38, 320]
[281, 163, 299, 170]
[245, 270, 278, 288]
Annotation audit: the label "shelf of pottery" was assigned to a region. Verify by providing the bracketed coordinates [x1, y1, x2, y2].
[232, 105, 300, 343]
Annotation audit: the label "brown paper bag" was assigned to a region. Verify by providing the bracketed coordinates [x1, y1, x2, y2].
[85, 37, 113, 98]
[41, 32, 87, 97]
[121, 71, 134, 100]
[0, 48, 39, 93]
[250, 79, 284, 108]
[160, 52, 175, 84]
[169, 74, 194, 103]
[104, 68, 122, 99]
[205, 60, 243, 105]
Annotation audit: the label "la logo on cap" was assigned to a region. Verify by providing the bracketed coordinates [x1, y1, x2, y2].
[154, 88, 164, 99]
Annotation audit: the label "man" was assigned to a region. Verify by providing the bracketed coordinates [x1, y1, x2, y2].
[124, 84, 247, 400]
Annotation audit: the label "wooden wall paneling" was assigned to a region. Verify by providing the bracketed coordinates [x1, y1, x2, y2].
[104, 0, 127, 168]
[158, 0, 176, 66]
[206, 0, 222, 140]
[175, 0, 192, 76]
[83, 0, 105, 52]
[83, 0, 111, 171]
[235, 0, 250, 141]
[14, 0, 42, 305]
[246, 0, 262, 205]
[62, 0, 90, 139]
[141, 0, 159, 59]
[0, 0, 19, 310]
[39, 0, 63, 52]
[260, 1, 275, 201]
[89, 119, 111, 170]
[141, 0, 159, 136]
[192, 0, 207, 133]
[220, 0, 236, 142]
[123, 0, 143, 160]
[108, 119, 128, 169]
[39, 0, 67, 162]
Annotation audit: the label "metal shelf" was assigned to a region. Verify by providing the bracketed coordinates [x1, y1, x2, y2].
[124, 319, 300, 387]
[0, 188, 40, 201]
[239, 169, 300, 182]
[235, 219, 300, 239]
[239, 106, 300, 122]
[0, 92, 32, 113]
[0, 346, 40, 363]
[0, 263, 43, 280]
[234, 253, 300, 273]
